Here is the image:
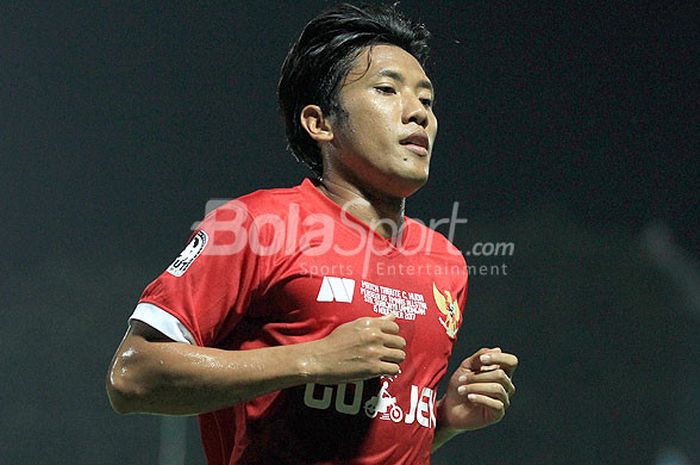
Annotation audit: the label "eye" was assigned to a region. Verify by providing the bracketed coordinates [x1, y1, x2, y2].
[375, 85, 396, 94]
[420, 98, 433, 108]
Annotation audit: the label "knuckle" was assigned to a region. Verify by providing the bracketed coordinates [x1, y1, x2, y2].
[361, 330, 379, 344]
[364, 344, 377, 357]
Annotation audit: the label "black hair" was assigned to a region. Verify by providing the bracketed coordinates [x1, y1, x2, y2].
[277, 3, 431, 176]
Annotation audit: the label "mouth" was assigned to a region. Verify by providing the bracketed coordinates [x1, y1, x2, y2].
[399, 131, 430, 157]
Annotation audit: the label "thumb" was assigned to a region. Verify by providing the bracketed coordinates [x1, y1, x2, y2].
[460, 347, 497, 371]
[380, 313, 397, 321]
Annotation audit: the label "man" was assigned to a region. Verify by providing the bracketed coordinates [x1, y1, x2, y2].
[107, 3, 518, 464]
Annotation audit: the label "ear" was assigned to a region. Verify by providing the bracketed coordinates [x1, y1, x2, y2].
[300, 105, 334, 143]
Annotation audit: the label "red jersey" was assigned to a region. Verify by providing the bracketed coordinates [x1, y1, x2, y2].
[138, 178, 468, 465]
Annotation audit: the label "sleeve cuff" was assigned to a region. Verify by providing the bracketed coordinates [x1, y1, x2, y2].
[129, 302, 196, 345]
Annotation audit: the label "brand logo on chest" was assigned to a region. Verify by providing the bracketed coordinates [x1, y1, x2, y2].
[316, 276, 356, 303]
[303, 377, 437, 429]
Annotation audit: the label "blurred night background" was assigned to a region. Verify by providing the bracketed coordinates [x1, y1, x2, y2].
[2, 1, 698, 464]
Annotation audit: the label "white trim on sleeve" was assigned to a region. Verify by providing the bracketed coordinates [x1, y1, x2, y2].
[129, 302, 196, 345]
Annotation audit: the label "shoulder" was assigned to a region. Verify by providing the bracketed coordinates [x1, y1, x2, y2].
[228, 184, 305, 217]
[189, 183, 312, 260]
[196, 183, 306, 229]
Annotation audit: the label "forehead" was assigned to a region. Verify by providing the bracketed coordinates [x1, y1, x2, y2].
[344, 44, 431, 85]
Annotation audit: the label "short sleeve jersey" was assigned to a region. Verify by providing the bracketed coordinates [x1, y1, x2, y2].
[137, 179, 468, 465]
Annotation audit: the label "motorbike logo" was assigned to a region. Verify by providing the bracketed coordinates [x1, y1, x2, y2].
[363, 380, 404, 423]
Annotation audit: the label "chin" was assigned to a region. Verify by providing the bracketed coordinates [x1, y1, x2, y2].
[384, 170, 429, 198]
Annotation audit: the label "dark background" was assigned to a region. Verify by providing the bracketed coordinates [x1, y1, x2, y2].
[2, 1, 698, 464]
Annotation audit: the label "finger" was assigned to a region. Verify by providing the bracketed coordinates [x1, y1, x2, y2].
[479, 364, 501, 372]
[479, 352, 518, 377]
[378, 315, 400, 334]
[458, 382, 510, 408]
[379, 347, 406, 364]
[465, 393, 505, 417]
[460, 347, 498, 370]
[464, 370, 516, 396]
[383, 334, 407, 349]
[378, 361, 401, 377]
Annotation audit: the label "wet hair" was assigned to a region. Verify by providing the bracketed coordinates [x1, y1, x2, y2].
[277, 3, 431, 176]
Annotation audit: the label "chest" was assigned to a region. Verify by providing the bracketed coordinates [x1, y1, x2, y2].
[254, 252, 460, 360]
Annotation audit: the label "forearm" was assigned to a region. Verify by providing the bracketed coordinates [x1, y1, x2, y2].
[107, 336, 318, 415]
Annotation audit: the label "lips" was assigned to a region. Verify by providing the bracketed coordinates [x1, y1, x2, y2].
[400, 131, 430, 155]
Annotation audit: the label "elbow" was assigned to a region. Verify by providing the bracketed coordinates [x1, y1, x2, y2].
[106, 348, 153, 415]
[106, 373, 138, 415]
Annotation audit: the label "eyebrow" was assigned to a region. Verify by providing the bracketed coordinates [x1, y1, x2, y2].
[375, 69, 435, 95]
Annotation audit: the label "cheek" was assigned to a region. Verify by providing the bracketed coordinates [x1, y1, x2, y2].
[368, 102, 400, 142]
[346, 103, 394, 144]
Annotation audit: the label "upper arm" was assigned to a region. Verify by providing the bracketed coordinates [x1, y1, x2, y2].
[110, 320, 180, 375]
[127, 319, 178, 343]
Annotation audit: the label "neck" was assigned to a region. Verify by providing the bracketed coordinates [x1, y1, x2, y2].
[316, 175, 406, 240]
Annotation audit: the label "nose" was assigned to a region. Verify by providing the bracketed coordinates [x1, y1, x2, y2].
[402, 93, 429, 128]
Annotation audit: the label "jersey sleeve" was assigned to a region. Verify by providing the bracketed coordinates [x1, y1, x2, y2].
[129, 302, 196, 344]
[137, 200, 273, 347]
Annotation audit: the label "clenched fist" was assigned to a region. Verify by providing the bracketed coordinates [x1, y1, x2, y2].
[305, 314, 407, 385]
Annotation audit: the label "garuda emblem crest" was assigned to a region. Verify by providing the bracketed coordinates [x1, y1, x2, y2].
[432, 283, 461, 339]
